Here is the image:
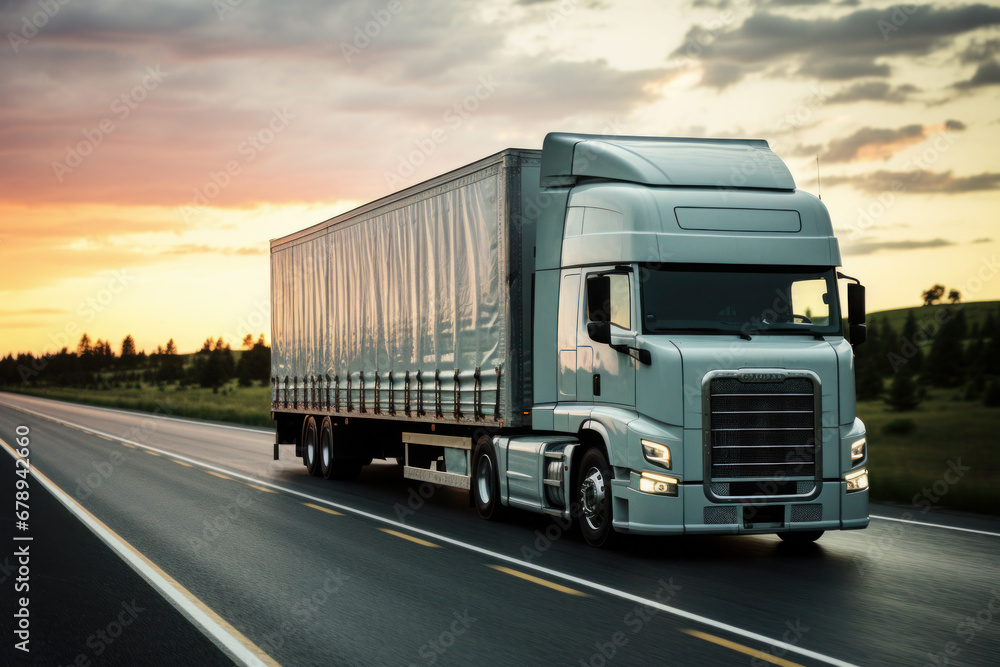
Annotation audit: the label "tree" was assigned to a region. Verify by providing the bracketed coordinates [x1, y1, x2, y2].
[242, 334, 254, 350]
[923, 308, 968, 387]
[120, 335, 138, 370]
[165, 338, 178, 355]
[948, 289, 961, 304]
[237, 334, 270, 387]
[77, 333, 92, 356]
[922, 284, 946, 306]
[898, 310, 923, 374]
[884, 373, 921, 411]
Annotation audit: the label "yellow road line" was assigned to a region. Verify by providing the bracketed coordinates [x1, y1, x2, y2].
[0, 437, 282, 667]
[120, 442, 135, 448]
[172, 460, 193, 467]
[379, 528, 440, 548]
[206, 471, 231, 480]
[487, 565, 589, 597]
[303, 503, 343, 516]
[145, 450, 160, 456]
[246, 484, 278, 493]
[683, 629, 805, 667]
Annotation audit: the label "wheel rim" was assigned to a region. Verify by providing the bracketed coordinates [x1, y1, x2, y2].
[476, 455, 493, 505]
[580, 466, 607, 531]
[306, 431, 316, 465]
[322, 435, 331, 467]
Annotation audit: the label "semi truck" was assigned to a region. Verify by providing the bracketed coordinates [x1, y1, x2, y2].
[270, 132, 870, 547]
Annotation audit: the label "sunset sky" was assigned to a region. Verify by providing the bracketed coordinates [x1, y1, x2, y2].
[2, 0, 999, 357]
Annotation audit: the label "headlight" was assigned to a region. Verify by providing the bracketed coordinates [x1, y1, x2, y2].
[851, 438, 866, 462]
[641, 439, 671, 470]
[845, 468, 869, 493]
[639, 471, 678, 496]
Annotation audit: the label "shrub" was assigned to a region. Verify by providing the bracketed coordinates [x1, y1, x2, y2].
[882, 419, 917, 436]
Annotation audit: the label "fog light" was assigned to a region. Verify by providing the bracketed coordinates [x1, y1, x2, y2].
[845, 468, 869, 493]
[851, 438, 866, 462]
[639, 471, 678, 496]
[641, 439, 672, 470]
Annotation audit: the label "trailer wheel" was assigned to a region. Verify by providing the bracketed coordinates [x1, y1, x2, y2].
[303, 417, 320, 476]
[319, 418, 335, 479]
[576, 448, 617, 548]
[778, 530, 824, 544]
[472, 436, 505, 521]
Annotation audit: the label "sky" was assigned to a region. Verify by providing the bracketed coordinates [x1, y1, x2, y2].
[1, 0, 998, 357]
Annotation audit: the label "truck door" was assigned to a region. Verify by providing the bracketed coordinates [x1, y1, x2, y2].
[581, 267, 636, 408]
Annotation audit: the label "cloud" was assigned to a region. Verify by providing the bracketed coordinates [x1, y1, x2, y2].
[826, 81, 920, 104]
[822, 169, 1000, 193]
[842, 238, 955, 256]
[672, 4, 1000, 88]
[972, 237, 993, 243]
[160, 244, 265, 256]
[823, 124, 927, 163]
[954, 60, 1000, 88]
[959, 37, 1000, 63]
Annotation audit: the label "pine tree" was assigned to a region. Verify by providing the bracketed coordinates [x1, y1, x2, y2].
[885, 373, 921, 411]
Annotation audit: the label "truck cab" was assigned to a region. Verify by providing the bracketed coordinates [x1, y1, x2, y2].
[508, 133, 869, 546]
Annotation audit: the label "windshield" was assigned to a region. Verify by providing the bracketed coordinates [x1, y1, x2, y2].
[639, 264, 842, 336]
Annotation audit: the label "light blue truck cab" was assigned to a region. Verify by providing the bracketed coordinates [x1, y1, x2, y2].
[508, 133, 869, 546]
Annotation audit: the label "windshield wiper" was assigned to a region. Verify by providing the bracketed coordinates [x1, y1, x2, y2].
[650, 326, 753, 340]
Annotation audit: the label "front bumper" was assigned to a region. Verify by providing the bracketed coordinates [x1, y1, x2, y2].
[611, 479, 869, 536]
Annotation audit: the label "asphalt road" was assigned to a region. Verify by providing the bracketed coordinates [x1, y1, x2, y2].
[1, 392, 998, 667]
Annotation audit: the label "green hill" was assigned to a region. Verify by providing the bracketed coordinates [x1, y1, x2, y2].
[867, 300, 1000, 337]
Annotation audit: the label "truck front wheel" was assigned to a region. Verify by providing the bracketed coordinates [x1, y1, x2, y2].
[303, 417, 320, 476]
[577, 448, 617, 548]
[472, 436, 505, 521]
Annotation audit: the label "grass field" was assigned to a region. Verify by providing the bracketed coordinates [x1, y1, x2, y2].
[3, 382, 275, 428]
[5, 380, 997, 514]
[858, 388, 999, 514]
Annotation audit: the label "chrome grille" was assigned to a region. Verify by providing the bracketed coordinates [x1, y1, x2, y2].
[708, 377, 816, 480]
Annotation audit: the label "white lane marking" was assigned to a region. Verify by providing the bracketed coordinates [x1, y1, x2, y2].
[0, 438, 280, 667]
[871, 515, 1000, 538]
[0, 393, 272, 435]
[4, 405, 857, 667]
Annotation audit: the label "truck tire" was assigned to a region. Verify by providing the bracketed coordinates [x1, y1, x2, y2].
[303, 417, 320, 476]
[576, 448, 617, 548]
[472, 436, 505, 521]
[778, 530, 824, 544]
[319, 417, 335, 479]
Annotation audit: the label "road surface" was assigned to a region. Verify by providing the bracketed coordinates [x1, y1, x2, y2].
[1, 392, 998, 666]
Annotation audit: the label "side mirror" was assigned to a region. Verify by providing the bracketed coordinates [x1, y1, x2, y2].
[588, 321, 611, 345]
[847, 283, 866, 325]
[850, 323, 867, 346]
[586, 274, 611, 323]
